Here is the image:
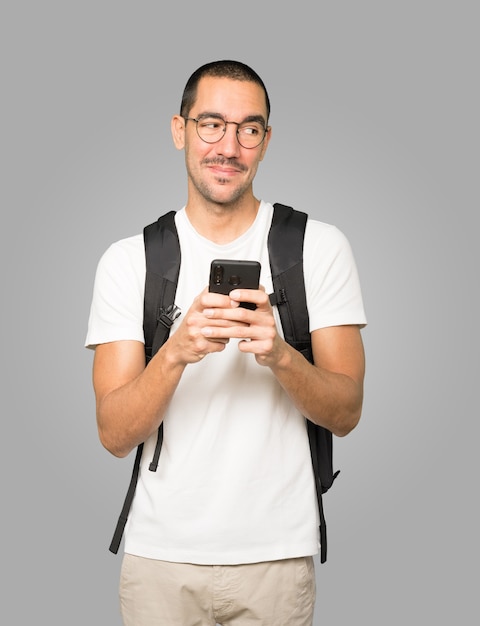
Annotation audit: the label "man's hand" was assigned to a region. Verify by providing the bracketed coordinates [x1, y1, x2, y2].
[168, 288, 251, 363]
[200, 286, 286, 365]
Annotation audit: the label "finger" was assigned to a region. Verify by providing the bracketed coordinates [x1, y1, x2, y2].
[228, 287, 270, 309]
[201, 324, 268, 341]
[202, 309, 251, 326]
[200, 290, 235, 309]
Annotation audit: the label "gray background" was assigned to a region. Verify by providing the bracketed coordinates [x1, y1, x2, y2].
[2, 1, 478, 624]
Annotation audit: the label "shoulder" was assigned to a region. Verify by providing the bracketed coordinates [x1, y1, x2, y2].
[97, 233, 145, 275]
[303, 217, 359, 268]
[92, 234, 146, 300]
[100, 233, 144, 260]
[304, 217, 349, 249]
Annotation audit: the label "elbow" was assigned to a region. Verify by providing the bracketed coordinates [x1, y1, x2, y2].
[335, 379, 364, 436]
[329, 392, 363, 437]
[100, 435, 131, 459]
[97, 422, 132, 459]
[99, 431, 130, 459]
[96, 396, 135, 458]
[309, 404, 362, 438]
[332, 408, 361, 437]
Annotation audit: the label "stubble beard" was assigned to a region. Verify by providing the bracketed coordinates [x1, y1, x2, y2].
[188, 157, 255, 210]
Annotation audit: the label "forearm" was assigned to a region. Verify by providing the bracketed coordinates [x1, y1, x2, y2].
[268, 339, 364, 437]
[95, 343, 186, 457]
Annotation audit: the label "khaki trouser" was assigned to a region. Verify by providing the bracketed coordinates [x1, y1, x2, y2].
[120, 554, 316, 626]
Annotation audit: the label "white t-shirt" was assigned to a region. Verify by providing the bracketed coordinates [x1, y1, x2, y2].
[86, 201, 367, 564]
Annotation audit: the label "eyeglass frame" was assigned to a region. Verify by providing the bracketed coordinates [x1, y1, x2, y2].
[183, 114, 269, 149]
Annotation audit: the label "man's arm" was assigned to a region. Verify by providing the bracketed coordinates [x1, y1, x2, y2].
[93, 290, 240, 458]
[266, 324, 365, 437]
[201, 288, 365, 437]
[93, 339, 185, 458]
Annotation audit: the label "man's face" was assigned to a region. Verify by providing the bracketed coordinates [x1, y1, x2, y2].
[172, 76, 271, 207]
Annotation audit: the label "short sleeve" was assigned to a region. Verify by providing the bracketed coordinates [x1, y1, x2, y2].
[85, 234, 146, 348]
[303, 220, 367, 331]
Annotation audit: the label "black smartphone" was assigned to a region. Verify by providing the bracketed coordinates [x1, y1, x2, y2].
[209, 259, 261, 309]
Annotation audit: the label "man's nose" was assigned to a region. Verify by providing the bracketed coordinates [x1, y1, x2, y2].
[216, 122, 241, 156]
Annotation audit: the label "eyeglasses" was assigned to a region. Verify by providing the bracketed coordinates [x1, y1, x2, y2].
[183, 115, 267, 149]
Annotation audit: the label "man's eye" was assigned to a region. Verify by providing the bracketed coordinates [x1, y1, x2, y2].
[241, 125, 261, 136]
[200, 119, 223, 130]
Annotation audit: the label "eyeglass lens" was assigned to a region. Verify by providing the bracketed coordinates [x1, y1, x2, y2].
[194, 116, 266, 148]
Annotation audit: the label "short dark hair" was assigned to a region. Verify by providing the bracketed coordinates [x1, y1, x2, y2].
[180, 60, 271, 122]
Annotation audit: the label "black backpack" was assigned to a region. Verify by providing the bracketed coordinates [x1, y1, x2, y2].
[109, 203, 339, 563]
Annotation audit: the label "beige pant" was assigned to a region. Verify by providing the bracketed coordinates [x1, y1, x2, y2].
[120, 553, 316, 626]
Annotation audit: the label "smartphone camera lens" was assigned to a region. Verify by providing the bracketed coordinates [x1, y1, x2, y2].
[213, 265, 223, 286]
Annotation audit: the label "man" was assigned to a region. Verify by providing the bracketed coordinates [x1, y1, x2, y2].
[86, 60, 367, 626]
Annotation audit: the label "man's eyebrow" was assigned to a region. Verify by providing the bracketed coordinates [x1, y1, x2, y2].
[195, 112, 224, 119]
[196, 112, 267, 126]
[242, 114, 267, 126]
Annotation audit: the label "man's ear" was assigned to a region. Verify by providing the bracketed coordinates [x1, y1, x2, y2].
[171, 115, 186, 150]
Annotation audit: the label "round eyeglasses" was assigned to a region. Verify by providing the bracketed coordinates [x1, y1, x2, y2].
[184, 115, 267, 149]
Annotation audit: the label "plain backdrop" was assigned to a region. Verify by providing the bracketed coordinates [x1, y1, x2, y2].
[2, 1, 478, 624]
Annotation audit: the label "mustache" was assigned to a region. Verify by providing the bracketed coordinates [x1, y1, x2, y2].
[201, 157, 247, 172]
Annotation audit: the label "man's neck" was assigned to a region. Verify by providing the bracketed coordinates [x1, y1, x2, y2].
[185, 197, 260, 244]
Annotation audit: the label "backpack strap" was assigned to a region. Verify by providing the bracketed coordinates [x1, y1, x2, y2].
[143, 211, 182, 362]
[268, 203, 311, 361]
[108, 211, 181, 554]
[108, 443, 144, 554]
[269, 202, 339, 563]
[143, 211, 181, 472]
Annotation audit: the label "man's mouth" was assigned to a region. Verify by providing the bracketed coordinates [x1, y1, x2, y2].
[202, 158, 247, 174]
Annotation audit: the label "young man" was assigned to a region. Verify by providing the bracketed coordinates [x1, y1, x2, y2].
[86, 60, 367, 626]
